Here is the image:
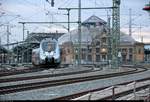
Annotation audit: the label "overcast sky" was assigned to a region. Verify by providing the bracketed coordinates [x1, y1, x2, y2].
[0, 0, 150, 45]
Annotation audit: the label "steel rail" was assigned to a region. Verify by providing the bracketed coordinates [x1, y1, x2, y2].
[101, 84, 150, 100]
[0, 67, 146, 95]
[0, 67, 93, 83]
[55, 77, 150, 100]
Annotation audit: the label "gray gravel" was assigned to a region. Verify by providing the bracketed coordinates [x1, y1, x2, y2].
[0, 66, 93, 79]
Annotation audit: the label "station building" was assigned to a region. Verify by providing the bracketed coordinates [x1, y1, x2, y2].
[58, 15, 144, 65]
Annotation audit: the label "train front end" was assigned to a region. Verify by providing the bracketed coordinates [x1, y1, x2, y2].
[38, 38, 61, 67]
[40, 39, 60, 66]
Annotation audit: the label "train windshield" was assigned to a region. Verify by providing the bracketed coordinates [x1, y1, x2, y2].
[42, 41, 56, 52]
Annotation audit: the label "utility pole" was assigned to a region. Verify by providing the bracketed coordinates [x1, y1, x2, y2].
[22, 22, 25, 41]
[107, 13, 112, 63]
[67, 9, 71, 32]
[7, 25, 10, 50]
[17, 41, 19, 63]
[19, 22, 25, 41]
[141, 36, 143, 43]
[0, 37, 1, 45]
[19, 22, 25, 64]
[134, 81, 136, 100]
[139, 24, 143, 42]
[6, 25, 11, 64]
[129, 8, 132, 36]
[111, 0, 120, 69]
[78, 0, 81, 65]
[27, 30, 29, 63]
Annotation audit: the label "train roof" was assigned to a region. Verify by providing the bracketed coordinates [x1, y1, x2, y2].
[41, 38, 57, 43]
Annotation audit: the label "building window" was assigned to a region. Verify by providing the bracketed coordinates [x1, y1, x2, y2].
[102, 55, 106, 61]
[63, 50, 66, 55]
[103, 28, 107, 33]
[129, 48, 132, 53]
[129, 54, 132, 61]
[138, 48, 141, 54]
[96, 48, 99, 53]
[122, 48, 127, 53]
[75, 55, 78, 60]
[82, 53, 86, 60]
[88, 55, 92, 61]
[68, 49, 70, 54]
[122, 55, 126, 62]
[96, 55, 100, 62]
[63, 58, 66, 62]
[102, 37, 106, 44]
[88, 48, 92, 53]
[82, 48, 86, 52]
[96, 41, 100, 46]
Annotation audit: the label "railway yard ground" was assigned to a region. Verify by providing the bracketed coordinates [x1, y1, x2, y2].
[1, 0, 150, 100]
[0, 64, 150, 100]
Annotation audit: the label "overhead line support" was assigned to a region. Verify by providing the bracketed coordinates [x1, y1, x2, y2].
[111, 0, 120, 69]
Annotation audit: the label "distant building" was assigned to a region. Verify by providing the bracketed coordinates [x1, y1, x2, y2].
[58, 15, 144, 65]
[0, 46, 8, 63]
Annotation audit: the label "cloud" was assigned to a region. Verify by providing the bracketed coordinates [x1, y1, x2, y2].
[121, 27, 150, 43]
[3, 3, 46, 21]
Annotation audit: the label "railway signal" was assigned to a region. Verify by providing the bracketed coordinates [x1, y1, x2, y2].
[143, 2, 150, 16]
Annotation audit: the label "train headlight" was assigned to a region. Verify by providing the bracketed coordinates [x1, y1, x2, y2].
[50, 51, 54, 56]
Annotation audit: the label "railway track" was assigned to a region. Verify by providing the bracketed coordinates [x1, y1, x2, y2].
[0, 64, 74, 77]
[55, 77, 150, 100]
[0, 67, 94, 83]
[101, 84, 150, 100]
[0, 67, 46, 77]
[0, 66, 147, 95]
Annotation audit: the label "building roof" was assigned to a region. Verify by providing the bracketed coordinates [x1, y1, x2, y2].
[120, 33, 136, 45]
[58, 15, 138, 46]
[58, 26, 104, 45]
[58, 15, 107, 45]
[82, 15, 107, 25]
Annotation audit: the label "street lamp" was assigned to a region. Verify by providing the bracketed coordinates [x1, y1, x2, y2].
[86, 39, 90, 64]
[101, 48, 107, 53]
[118, 51, 122, 68]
